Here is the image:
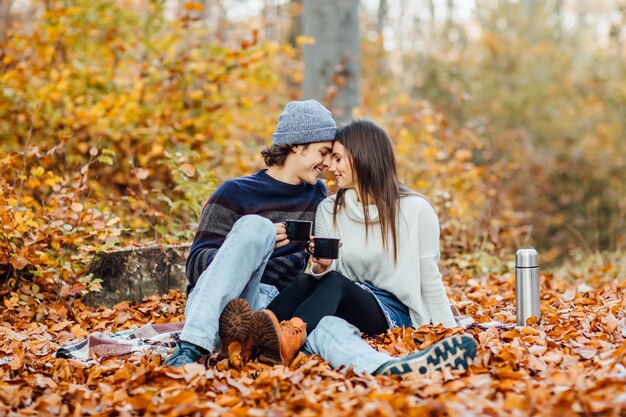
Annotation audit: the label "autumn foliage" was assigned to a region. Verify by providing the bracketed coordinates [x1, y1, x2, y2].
[1, 0, 521, 304]
[1, 1, 625, 415]
[406, 1, 626, 259]
[1, 0, 293, 301]
[1, 268, 625, 416]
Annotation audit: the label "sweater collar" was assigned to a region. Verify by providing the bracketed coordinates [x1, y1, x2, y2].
[256, 169, 309, 193]
[344, 189, 379, 223]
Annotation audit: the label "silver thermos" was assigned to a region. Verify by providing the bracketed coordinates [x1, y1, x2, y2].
[515, 248, 541, 326]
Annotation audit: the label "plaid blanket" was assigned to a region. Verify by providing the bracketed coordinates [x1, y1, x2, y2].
[55, 322, 184, 362]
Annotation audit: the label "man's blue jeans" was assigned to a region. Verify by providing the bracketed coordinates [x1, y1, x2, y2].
[305, 316, 393, 374]
[180, 215, 279, 352]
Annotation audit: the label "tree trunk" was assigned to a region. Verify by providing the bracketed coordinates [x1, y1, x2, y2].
[262, 0, 275, 40]
[444, 0, 454, 38]
[0, 0, 13, 43]
[428, 0, 435, 36]
[84, 244, 190, 307]
[376, 0, 390, 76]
[524, 0, 535, 19]
[287, 0, 304, 47]
[377, 0, 387, 38]
[302, 0, 360, 121]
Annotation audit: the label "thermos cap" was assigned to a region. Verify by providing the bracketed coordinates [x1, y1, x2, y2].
[516, 248, 538, 268]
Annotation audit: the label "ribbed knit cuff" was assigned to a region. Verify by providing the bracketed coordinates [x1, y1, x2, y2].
[309, 261, 336, 279]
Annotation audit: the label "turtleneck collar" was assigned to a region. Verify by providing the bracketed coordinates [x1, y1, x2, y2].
[343, 189, 379, 223]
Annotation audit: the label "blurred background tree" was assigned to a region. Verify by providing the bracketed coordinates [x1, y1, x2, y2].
[1, 0, 624, 302]
[302, 0, 360, 120]
[403, 0, 626, 262]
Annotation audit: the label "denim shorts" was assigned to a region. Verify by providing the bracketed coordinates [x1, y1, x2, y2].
[354, 281, 412, 329]
[258, 283, 279, 309]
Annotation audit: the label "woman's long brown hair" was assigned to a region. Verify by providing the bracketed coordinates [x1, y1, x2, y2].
[333, 119, 417, 263]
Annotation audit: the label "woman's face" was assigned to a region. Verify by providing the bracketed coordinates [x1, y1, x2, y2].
[329, 141, 355, 189]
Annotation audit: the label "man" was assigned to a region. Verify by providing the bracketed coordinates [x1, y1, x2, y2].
[165, 100, 336, 367]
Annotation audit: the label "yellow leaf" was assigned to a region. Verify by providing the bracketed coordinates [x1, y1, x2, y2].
[15, 224, 28, 233]
[26, 178, 41, 188]
[98, 155, 114, 166]
[44, 175, 62, 187]
[296, 35, 316, 45]
[31, 166, 45, 177]
[184, 2, 204, 11]
[189, 90, 203, 101]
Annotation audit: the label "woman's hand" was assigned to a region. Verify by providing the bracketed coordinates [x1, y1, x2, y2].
[308, 236, 333, 274]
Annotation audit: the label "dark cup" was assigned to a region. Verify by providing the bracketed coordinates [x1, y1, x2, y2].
[285, 220, 312, 241]
[306, 237, 340, 259]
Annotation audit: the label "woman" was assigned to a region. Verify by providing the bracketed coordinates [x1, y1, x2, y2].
[219, 119, 468, 371]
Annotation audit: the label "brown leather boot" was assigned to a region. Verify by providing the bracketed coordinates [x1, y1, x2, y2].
[250, 309, 307, 366]
[218, 298, 253, 361]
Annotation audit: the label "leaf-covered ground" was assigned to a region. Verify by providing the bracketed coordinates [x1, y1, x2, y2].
[1, 271, 625, 417]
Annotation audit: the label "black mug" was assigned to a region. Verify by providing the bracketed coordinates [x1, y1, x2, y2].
[285, 220, 312, 242]
[306, 237, 341, 259]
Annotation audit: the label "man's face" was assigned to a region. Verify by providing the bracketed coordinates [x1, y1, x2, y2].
[292, 141, 333, 185]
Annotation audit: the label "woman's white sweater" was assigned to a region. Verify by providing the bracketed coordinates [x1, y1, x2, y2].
[314, 189, 457, 328]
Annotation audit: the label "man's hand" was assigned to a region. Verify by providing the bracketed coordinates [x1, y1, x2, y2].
[274, 223, 289, 249]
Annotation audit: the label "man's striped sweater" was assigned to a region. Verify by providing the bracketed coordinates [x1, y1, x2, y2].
[185, 169, 327, 294]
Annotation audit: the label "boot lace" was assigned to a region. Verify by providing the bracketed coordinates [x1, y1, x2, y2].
[280, 319, 305, 335]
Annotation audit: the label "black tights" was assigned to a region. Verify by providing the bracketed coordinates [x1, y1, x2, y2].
[267, 272, 388, 336]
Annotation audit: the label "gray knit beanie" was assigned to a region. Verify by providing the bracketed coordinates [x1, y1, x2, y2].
[272, 100, 337, 145]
